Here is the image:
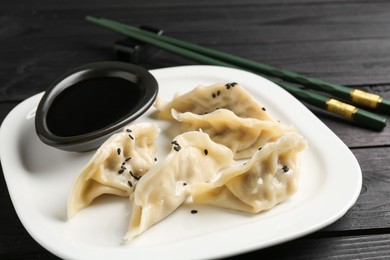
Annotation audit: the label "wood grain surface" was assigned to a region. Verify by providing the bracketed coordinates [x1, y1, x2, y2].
[1, 0, 390, 259]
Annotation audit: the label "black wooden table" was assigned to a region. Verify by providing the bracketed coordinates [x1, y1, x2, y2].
[1, 1, 390, 259]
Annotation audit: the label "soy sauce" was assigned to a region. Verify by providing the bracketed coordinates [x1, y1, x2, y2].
[46, 77, 143, 137]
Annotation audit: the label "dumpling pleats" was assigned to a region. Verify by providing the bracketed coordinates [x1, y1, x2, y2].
[154, 83, 273, 121]
[124, 131, 234, 242]
[172, 108, 294, 160]
[192, 132, 308, 213]
[67, 123, 160, 218]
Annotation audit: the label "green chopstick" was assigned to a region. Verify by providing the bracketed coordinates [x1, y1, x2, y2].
[86, 16, 386, 131]
[89, 16, 390, 115]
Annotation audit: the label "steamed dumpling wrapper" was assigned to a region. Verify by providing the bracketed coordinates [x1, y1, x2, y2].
[172, 108, 294, 160]
[124, 131, 234, 242]
[65, 80, 309, 243]
[154, 82, 273, 121]
[191, 132, 308, 213]
[67, 123, 160, 218]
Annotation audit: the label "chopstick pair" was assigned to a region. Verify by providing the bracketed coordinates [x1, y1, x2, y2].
[86, 16, 387, 131]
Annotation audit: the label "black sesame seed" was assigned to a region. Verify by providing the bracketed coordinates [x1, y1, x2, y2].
[125, 157, 131, 161]
[171, 140, 181, 151]
[183, 182, 187, 186]
[262, 107, 266, 111]
[154, 157, 157, 161]
[225, 82, 237, 89]
[117, 148, 121, 155]
[129, 170, 141, 180]
[258, 147, 262, 150]
[204, 149, 208, 155]
[121, 165, 126, 170]
[118, 169, 124, 174]
[212, 93, 216, 98]
[191, 210, 198, 214]
[122, 162, 126, 165]
[129, 134, 134, 140]
[282, 165, 289, 172]
[217, 90, 221, 96]
[128, 180, 133, 187]
[126, 129, 132, 132]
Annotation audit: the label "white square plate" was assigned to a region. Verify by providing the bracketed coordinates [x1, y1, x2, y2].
[0, 65, 362, 259]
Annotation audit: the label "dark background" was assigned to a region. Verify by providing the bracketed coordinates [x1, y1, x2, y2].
[1, 0, 390, 259]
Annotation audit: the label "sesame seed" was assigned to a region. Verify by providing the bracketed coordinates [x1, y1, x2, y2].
[282, 165, 289, 172]
[129, 134, 134, 139]
[262, 107, 266, 111]
[117, 148, 121, 155]
[125, 157, 131, 161]
[129, 170, 141, 180]
[191, 210, 198, 214]
[204, 149, 208, 155]
[128, 180, 133, 187]
[118, 169, 124, 174]
[171, 140, 181, 151]
[225, 82, 237, 89]
[212, 93, 216, 98]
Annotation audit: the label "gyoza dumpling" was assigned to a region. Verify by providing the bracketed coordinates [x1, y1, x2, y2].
[154, 83, 273, 121]
[67, 123, 160, 218]
[124, 131, 234, 242]
[192, 132, 307, 213]
[172, 108, 294, 160]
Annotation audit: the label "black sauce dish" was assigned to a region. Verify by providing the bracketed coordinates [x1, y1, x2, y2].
[35, 61, 158, 152]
